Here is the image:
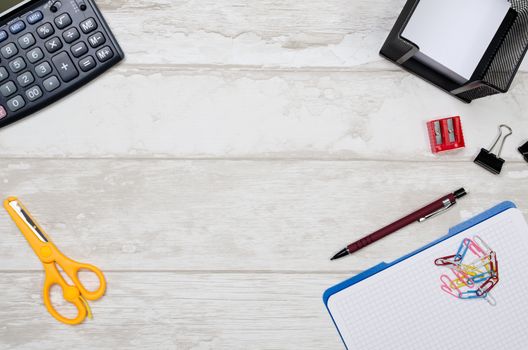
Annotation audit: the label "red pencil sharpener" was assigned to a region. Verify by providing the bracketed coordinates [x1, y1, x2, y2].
[427, 116, 465, 154]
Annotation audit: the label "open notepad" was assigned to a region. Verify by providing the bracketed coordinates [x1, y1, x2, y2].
[325, 203, 528, 349]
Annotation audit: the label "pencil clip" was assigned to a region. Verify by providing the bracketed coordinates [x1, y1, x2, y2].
[474, 124, 513, 175]
[419, 199, 453, 222]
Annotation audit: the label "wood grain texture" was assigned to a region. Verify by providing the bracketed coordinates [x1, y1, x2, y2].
[96, 0, 528, 71]
[0, 69, 527, 158]
[1, 159, 526, 272]
[0, 272, 344, 350]
[99, 0, 401, 69]
[1, 0, 528, 348]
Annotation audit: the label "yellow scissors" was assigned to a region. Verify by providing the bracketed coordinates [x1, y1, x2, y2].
[4, 197, 106, 325]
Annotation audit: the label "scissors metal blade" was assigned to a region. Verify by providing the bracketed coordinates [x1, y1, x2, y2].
[8, 200, 48, 243]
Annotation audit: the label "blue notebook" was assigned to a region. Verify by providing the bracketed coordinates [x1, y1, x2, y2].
[324, 202, 528, 349]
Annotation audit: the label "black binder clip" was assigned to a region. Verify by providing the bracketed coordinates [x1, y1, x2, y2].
[519, 141, 528, 163]
[474, 125, 513, 175]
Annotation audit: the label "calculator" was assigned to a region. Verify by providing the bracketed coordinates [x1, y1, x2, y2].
[0, 0, 124, 129]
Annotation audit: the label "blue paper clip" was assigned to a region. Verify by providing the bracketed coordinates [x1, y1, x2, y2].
[460, 290, 486, 300]
[471, 271, 491, 284]
[455, 238, 472, 262]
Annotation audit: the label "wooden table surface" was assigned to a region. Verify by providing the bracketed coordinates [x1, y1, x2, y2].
[1, 0, 528, 348]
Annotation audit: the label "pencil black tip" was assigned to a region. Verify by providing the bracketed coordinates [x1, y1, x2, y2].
[331, 248, 349, 261]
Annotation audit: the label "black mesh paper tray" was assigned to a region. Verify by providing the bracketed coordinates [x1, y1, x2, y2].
[380, 0, 528, 103]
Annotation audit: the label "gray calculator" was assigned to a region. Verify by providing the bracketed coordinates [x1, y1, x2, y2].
[0, 0, 124, 129]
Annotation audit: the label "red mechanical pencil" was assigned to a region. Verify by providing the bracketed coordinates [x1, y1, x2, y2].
[331, 188, 468, 260]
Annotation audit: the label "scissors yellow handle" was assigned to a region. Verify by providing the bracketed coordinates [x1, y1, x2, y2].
[4, 197, 106, 325]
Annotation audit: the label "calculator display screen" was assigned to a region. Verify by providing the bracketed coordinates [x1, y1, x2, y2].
[0, 0, 33, 18]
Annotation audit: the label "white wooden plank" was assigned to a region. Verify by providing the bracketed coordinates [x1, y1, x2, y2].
[0, 272, 344, 350]
[99, 0, 404, 69]
[0, 69, 527, 159]
[1, 159, 527, 272]
[99, 0, 528, 71]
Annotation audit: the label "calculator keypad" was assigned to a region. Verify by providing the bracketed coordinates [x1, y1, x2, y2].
[0, 0, 123, 127]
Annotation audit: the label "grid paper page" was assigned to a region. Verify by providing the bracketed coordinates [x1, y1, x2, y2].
[328, 208, 528, 350]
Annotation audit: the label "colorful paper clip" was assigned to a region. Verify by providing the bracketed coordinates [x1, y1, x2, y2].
[434, 236, 499, 306]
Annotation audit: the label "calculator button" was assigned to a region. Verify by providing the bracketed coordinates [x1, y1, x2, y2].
[27, 11, 44, 25]
[43, 76, 60, 92]
[96, 46, 114, 62]
[35, 62, 52, 78]
[52, 52, 78, 82]
[25, 85, 43, 102]
[0, 31, 8, 43]
[17, 71, 35, 87]
[1, 43, 18, 59]
[79, 56, 96, 72]
[26, 47, 44, 63]
[18, 33, 36, 49]
[0, 106, 6, 119]
[1, 81, 17, 97]
[71, 42, 88, 57]
[80, 18, 98, 34]
[9, 57, 26, 73]
[63, 28, 80, 43]
[7, 95, 25, 112]
[9, 21, 26, 35]
[45, 37, 63, 53]
[88, 32, 105, 48]
[37, 23, 54, 39]
[54, 13, 72, 29]
[0, 67, 8, 82]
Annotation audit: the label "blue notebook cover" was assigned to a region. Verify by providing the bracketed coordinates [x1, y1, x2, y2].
[323, 201, 516, 349]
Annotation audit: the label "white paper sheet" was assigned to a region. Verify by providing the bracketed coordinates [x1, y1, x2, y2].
[401, 0, 511, 83]
[327, 208, 528, 349]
